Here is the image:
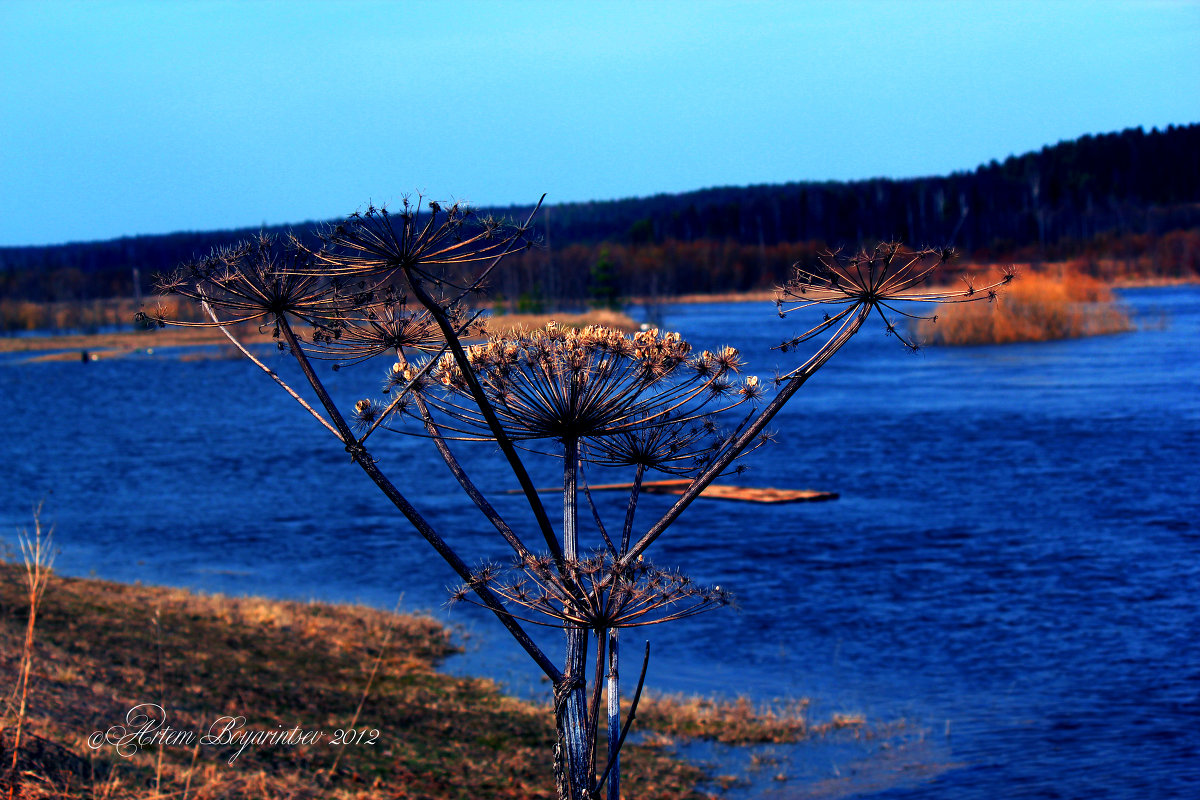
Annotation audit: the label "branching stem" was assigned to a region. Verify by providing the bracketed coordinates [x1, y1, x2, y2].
[277, 316, 559, 680]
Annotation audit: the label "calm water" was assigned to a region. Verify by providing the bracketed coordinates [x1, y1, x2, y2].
[2, 287, 1198, 798]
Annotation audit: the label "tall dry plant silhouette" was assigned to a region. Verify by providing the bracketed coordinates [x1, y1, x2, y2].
[141, 197, 1010, 800]
[2, 506, 55, 799]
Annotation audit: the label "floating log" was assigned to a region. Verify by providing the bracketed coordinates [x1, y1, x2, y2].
[515, 479, 837, 504]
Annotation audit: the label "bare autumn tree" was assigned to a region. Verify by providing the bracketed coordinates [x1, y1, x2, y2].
[141, 196, 1011, 800]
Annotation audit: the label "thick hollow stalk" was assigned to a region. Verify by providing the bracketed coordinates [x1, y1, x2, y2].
[605, 629, 620, 800]
[557, 436, 591, 799]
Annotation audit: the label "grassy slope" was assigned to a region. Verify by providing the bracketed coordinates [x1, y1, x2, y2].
[0, 563, 708, 799]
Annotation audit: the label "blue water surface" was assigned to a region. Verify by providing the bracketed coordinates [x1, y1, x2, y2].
[1, 286, 1197, 798]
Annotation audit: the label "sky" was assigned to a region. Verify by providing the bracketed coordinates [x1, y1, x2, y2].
[1, 0, 1197, 247]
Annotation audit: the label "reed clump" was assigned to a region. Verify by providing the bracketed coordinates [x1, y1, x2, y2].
[918, 269, 1133, 345]
[482, 308, 639, 336]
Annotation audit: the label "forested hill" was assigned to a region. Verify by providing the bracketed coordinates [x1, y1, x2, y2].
[505, 123, 1200, 252]
[3, 123, 1199, 304]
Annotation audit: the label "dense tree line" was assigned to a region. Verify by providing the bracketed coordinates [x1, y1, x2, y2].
[507, 123, 1200, 254]
[2, 124, 1198, 309]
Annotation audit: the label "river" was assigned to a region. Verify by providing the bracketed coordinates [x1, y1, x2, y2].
[2, 286, 1197, 798]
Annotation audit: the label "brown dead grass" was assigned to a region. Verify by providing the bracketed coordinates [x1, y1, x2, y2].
[635, 694, 864, 746]
[917, 268, 1135, 345]
[0, 303, 640, 361]
[0, 563, 710, 799]
[482, 309, 639, 335]
[0, 324, 275, 358]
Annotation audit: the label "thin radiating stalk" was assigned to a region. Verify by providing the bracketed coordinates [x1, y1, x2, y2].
[621, 464, 644, 554]
[201, 299, 342, 440]
[588, 630, 607, 778]
[622, 305, 870, 567]
[402, 354, 537, 564]
[405, 264, 567, 569]
[590, 642, 650, 799]
[579, 463, 619, 557]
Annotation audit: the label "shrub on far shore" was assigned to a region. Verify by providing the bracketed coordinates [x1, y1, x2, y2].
[917, 270, 1134, 345]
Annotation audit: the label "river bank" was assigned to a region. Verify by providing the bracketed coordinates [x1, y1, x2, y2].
[0, 308, 640, 363]
[3, 287, 1197, 798]
[0, 562, 869, 799]
[0, 561, 709, 798]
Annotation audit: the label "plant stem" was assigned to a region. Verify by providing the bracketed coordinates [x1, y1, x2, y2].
[559, 436, 591, 799]
[404, 265, 567, 569]
[401, 353, 536, 563]
[620, 464, 644, 555]
[606, 629, 620, 800]
[277, 316, 560, 680]
[622, 306, 870, 566]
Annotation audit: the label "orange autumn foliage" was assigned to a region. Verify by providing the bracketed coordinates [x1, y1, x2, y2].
[918, 270, 1134, 345]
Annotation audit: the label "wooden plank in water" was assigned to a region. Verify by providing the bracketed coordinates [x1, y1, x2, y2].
[678, 485, 838, 504]
[515, 479, 837, 504]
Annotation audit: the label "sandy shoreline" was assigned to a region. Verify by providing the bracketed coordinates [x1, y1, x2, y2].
[0, 309, 642, 361]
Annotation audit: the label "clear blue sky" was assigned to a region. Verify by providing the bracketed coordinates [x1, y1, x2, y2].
[1, 0, 1197, 247]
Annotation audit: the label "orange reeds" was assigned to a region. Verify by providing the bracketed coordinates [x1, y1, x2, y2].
[918, 268, 1132, 345]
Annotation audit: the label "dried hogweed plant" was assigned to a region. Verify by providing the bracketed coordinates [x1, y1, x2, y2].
[142, 197, 1010, 800]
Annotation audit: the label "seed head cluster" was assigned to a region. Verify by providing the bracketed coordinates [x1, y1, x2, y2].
[776, 243, 1017, 356]
[451, 552, 733, 631]
[317, 198, 529, 290]
[405, 322, 762, 444]
[143, 198, 531, 369]
[142, 233, 346, 337]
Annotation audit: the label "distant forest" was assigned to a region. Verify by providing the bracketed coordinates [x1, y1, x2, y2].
[3, 123, 1198, 317]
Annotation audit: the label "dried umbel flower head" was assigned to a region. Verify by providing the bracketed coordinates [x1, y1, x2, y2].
[303, 287, 450, 367]
[776, 243, 1016, 359]
[416, 323, 763, 444]
[583, 411, 770, 478]
[142, 233, 347, 334]
[316, 197, 533, 291]
[450, 552, 733, 631]
[583, 417, 715, 475]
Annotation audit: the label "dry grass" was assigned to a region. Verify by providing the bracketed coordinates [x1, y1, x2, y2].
[482, 309, 639, 335]
[0, 302, 639, 362]
[0, 558, 880, 798]
[635, 694, 864, 746]
[0, 562, 715, 799]
[0, 325, 275, 359]
[1, 508, 55, 797]
[917, 268, 1134, 345]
